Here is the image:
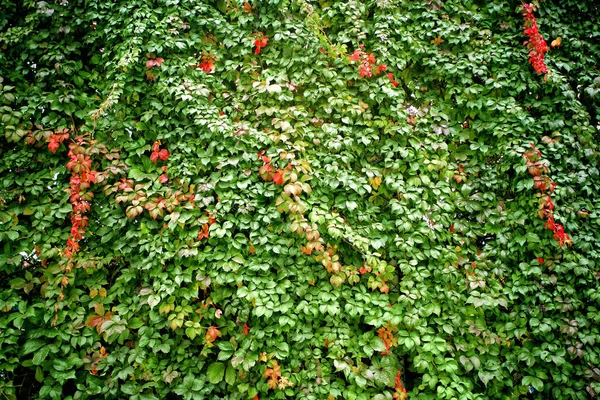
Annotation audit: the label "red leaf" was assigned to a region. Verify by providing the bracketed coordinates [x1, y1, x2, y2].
[85, 315, 103, 328]
[259, 164, 274, 181]
[206, 326, 221, 344]
[48, 141, 60, 152]
[197, 224, 210, 241]
[159, 174, 168, 184]
[158, 149, 169, 161]
[273, 169, 284, 185]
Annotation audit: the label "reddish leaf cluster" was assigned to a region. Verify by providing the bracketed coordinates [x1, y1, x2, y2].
[254, 36, 268, 54]
[524, 144, 571, 246]
[206, 325, 221, 345]
[387, 72, 399, 87]
[47, 128, 69, 153]
[150, 140, 169, 163]
[85, 303, 112, 334]
[522, 4, 549, 75]
[349, 47, 398, 86]
[64, 136, 98, 258]
[262, 360, 292, 390]
[377, 323, 398, 355]
[109, 177, 196, 220]
[145, 56, 165, 69]
[257, 151, 284, 185]
[263, 361, 281, 389]
[198, 54, 215, 73]
[159, 166, 169, 184]
[87, 346, 109, 375]
[349, 47, 377, 78]
[393, 370, 407, 400]
[198, 211, 216, 241]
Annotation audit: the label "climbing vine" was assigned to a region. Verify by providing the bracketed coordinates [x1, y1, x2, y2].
[0, 1, 599, 399]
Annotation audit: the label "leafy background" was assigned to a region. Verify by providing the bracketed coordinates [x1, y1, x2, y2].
[1, 0, 599, 399]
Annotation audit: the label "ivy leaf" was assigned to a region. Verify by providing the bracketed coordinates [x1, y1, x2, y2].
[207, 362, 225, 384]
[225, 365, 236, 385]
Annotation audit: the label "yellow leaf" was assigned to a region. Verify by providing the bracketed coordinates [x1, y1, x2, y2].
[99, 288, 107, 298]
[369, 176, 382, 190]
[432, 36, 444, 45]
[551, 37, 562, 48]
[90, 289, 98, 299]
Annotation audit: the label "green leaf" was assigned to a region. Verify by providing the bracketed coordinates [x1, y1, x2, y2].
[207, 362, 225, 384]
[32, 346, 50, 365]
[23, 340, 45, 355]
[225, 365, 236, 386]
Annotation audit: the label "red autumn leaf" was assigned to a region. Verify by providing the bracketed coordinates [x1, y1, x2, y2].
[243, 1, 252, 13]
[349, 50, 361, 62]
[273, 169, 284, 185]
[536, 257, 544, 264]
[48, 140, 60, 152]
[387, 72, 399, 87]
[146, 57, 164, 69]
[206, 326, 221, 344]
[198, 223, 210, 241]
[158, 149, 169, 161]
[85, 315, 103, 329]
[254, 40, 262, 54]
[359, 63, 372, 78]
[432, 36, 444, 45]
[254, 37, 268, 54]
[243, 322, 250, 335]
[259, 163, 274, 181]
[375, 64, 387, 75]
[150, 152, 159, 163]
[198, 57, 215, 73]
[159, 174, 168, 184]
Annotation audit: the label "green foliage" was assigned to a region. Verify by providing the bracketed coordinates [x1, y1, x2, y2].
[1, 0, 599, 399]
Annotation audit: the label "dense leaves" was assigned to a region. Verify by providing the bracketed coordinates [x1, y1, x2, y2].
[1, 0, 599, 399]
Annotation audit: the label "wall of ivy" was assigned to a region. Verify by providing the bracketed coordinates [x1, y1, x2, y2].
[1, 0, 599, 399]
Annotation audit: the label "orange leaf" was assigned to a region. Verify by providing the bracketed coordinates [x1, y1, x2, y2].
[85, 315, 103, 329]
[206, 326, 221, 344]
